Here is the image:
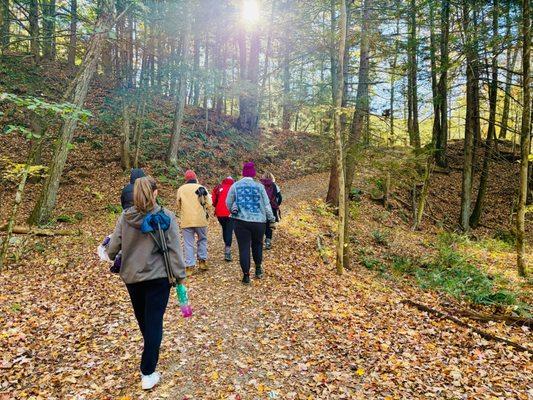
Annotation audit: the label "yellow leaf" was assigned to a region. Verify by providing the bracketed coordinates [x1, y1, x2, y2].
[211, 371, 219, 381]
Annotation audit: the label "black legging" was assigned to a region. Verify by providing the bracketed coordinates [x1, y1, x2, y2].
[217, 217, 234, 247]
[126, 278, 170, 375]
[234, 219, 266, 275]
[265, 209, 279, 240]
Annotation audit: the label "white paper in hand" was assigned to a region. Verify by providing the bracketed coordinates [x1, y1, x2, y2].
[97, 244, 112, 263]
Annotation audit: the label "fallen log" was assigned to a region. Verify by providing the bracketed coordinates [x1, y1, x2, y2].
[453, 309, 533, 328]
[0, 225, 80, 236]
[401, 299, 531, 353]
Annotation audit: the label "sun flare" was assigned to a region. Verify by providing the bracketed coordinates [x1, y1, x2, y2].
[241, 0, 260, 26]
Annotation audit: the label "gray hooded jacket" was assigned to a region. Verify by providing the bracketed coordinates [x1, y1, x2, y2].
[107, 205, 186, 284]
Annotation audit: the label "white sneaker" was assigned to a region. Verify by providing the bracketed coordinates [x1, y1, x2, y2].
[141, 371, 161, 390]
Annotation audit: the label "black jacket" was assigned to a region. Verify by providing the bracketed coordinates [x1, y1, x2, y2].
[120, 168, 145, 210]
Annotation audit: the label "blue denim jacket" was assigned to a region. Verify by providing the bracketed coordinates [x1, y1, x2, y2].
[226, 177, 275, 223]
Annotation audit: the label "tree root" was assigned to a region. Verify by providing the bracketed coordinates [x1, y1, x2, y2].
[401, 299, 531, 353]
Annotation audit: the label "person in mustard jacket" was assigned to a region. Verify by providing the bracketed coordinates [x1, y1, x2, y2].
[176, 170, 212, 272]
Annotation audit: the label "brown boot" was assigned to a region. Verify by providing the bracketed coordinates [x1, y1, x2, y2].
[198, 259, 209, 271]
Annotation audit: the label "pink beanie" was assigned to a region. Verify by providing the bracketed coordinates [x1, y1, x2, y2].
[242, 162, 256, 178]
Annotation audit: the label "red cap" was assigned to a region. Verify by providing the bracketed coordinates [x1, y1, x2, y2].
[184, 170, 197, 181]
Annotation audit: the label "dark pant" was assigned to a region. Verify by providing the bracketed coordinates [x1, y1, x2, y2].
[126, 278, 171, 375]
[217, 217, 234, 247]
[265, 209, 280, 240]
[234, 219, 266, 275]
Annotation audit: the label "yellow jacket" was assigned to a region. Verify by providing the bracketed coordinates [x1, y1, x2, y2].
[176, 182, 212, 228]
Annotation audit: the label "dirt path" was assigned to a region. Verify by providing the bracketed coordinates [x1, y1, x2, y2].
[1, 173, 530, 400]
[153, 173, 530, 399]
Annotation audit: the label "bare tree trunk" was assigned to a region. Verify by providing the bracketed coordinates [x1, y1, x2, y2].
[470, 0, 499, 228]
[335, 0, 347, 275]
[407, 0, 420, 148]
[1, 0, 10, 50]
[237, 30, 260, 133]
[167, 4, 191, 166]
[133, 97, 146, 168]
[281, 42, 292, 130]
[121, 96, 131, 171]
[389, 0, 400, 146]
[346, 0, 371, 190]
[43, 0, 56, 60]
[68, 0, 77, 67]
[499, 2, 517, 140]
[192, 34, 200, 106]
[28, 0, 114, 225]
[429, 0, 441, 149]
[516, 0, 530, 277]
[326, 0, 339, 206]
[436, 0, 450, 167]
[29, 0, 40, 62]
[460, 0, 477, 232]
[413, 155, 433, 230]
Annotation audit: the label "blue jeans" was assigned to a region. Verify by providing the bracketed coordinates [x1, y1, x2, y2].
[182, 227, 208, 267]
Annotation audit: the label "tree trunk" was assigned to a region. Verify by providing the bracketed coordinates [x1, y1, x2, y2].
[28, 0, 114, 225]
[43, 0, 56, 60]
[471, 6, 481, 167]
[389, 0, 400, 146]
[1, 0, 10, 50]
[470, 0, 499, 228]
[29, 0, 40, 62]
[167, 5, 192, 166]
[413, 155, 433, 230]
[325, 0, 339, 206]
[459, 0, 477, 232]
[516, 0, 530, 277]
[346, 0, 370, 191]
[121, 96, 131, 171]
[133, 96, 146, 168]
[335, 0, 347, 275]
[499, 2, 517, 140]
[436, 0, 450, 167]
[68, 0, 77, 67]
[407, 0, 420, 148]
[237, 30, 260, 133]
[429, 0, 441, 149]
[192, 34, 200, 106]
[281, 41, 291, 130]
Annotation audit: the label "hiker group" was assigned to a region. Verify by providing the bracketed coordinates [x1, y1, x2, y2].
[100, 161, 282, 390]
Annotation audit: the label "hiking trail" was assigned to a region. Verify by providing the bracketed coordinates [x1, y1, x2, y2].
[0, 173, 530, 399]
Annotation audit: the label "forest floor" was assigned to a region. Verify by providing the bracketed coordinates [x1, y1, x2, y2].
[1, 172, 531, 400]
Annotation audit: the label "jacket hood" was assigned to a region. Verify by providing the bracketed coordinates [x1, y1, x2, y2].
[124, 204, 161, 229]
[260, 178, 274, 186]
[222, 177, 235, 185]
[130, 168, 146, 184]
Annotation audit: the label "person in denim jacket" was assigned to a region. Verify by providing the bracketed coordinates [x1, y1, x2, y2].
[226, 162, 275, 284]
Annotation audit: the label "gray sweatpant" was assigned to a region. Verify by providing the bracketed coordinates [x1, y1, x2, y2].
[182, 227, 208, 267]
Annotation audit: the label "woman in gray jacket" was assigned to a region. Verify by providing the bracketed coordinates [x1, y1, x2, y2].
[107, 176, 186, 390]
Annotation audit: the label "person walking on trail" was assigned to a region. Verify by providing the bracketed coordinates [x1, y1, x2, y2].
[106, 176, 186, 391]
[121, 168, 146, 210]
[226, 162, 276, 285]
[212, 176, 235, 261]
[176, 169, 211, 273]
[260, 172, 282, 250]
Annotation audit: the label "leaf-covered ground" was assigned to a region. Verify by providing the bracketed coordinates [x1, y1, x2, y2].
[1, 173, 531, 400]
